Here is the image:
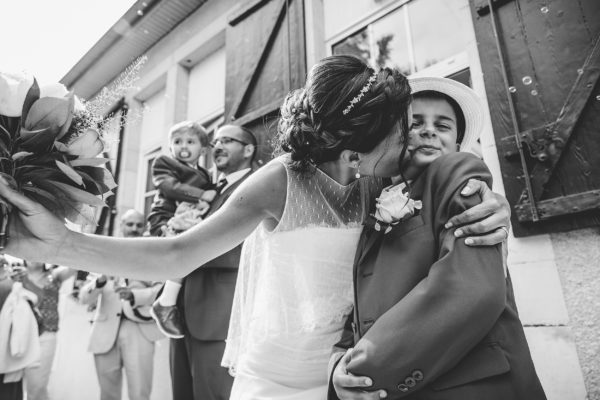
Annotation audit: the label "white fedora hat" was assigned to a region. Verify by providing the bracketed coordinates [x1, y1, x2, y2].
[409, 77, 485, 153]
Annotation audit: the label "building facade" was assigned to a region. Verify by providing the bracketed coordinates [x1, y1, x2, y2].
[61, 0, 599, 399]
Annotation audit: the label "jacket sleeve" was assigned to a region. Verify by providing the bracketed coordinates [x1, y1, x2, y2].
[327, 313, 355, 400]
[130, 281, 162, 307]
[152, 156, 206, 202]
[78, 277, 104, 306]
[346, 153, 506, 397]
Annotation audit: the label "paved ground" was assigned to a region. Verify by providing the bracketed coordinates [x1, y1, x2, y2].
[47, 277, 172, 400]
[552, 227, 600, 400]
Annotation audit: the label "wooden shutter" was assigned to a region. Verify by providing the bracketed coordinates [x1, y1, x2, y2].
[470, 0, 600, 237]
[224, 0, 306, 163]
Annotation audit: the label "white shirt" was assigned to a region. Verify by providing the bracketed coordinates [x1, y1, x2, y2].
[219, 168, 252, 192]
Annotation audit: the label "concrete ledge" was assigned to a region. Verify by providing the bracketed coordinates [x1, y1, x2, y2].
[525, 326, 587, 400]
[509, 260, 569, 325]
[508, 234, 555, 265]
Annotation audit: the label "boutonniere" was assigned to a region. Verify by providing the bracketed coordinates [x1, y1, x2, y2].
[373, 182, 422, 234]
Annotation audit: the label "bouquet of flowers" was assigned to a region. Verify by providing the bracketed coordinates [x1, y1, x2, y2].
[0, 71, 117, 249]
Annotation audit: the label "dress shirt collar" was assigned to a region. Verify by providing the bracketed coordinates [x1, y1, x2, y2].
[219, 168, 251, 192]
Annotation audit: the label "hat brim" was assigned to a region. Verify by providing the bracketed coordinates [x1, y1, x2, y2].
[409, 77, 485, 153]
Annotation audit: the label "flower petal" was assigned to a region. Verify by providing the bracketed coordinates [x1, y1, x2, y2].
[66, 129, 104, 158]
[53, 141, 69, 152]
[18, 127, 56, 153]
[12, 151, 34, 161]
[24, 96, 71, 133]
[0, 71, 34, 117]
[70, 158, 110, 167]
[39, 82, 69, 99]
[43, 180, 106, 208]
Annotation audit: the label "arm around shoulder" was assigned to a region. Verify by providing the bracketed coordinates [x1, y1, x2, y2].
[346, 152, 505, 395]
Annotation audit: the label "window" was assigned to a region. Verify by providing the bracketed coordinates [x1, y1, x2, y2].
[140, 89, 167, 151]
[327, 0, 471, 75]
[326, 0, 480, 153]
[187, 48, 226, 123]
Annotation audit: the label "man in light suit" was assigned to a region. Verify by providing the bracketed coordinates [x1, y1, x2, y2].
[170, 124, 257, 400]
[80, 210, 163, 400]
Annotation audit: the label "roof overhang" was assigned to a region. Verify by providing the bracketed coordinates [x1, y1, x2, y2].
[61, 0, 207, 100]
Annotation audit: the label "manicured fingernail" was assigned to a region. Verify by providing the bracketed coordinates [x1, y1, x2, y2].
[364, 378, 372, 386]
[445, 222, 453, 229]
[465, 238, 474, 245]
[380, 391, 387, 398]
[454, 229, 463, 237]
[461, 186, 471, 195]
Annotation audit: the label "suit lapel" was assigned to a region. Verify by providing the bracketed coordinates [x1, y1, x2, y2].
[357, 222, 383, 265]
[207, 170, 252, 216]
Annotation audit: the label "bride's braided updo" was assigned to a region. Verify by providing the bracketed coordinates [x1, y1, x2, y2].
[275, 55, 411, 170]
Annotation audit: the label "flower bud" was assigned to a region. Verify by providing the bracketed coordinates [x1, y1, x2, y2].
[66, 129, 104, 158]
[0, 71, 34, 117]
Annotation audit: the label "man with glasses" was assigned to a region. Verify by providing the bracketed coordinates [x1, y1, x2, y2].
[79, 210, 163, 400]
[170, 125, 257, 400]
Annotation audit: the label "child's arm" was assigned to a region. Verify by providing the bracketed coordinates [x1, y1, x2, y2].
[152, 156, 208, 202]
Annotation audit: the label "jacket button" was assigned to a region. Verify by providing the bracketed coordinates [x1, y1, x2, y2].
[397, 384, 409, 392]
[404, 377, 416, 387]
[412, 370, 424, 381]
[116, 313, 121, 317]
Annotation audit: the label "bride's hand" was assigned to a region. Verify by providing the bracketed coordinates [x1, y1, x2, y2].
[445, 178, 511, 246]
[0, 176, 70, 262]
[332, 350, 387, 399]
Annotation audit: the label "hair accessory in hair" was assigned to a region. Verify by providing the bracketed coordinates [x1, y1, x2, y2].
[342, 72, 378, 115]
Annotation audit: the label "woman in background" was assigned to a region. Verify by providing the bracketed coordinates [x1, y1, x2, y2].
[20, 262, 74, 400]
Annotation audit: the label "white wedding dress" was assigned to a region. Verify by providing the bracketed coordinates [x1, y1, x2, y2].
[222, 155, 381, 400]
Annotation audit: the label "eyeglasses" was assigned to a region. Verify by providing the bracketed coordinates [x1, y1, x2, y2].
[210, 137, 248, 148]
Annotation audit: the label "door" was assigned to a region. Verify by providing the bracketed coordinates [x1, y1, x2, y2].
[470, 0, 600, 236]
[224, 0, 306, 164]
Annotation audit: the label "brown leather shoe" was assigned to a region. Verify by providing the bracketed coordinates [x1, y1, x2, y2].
[150, 301, 185, 339]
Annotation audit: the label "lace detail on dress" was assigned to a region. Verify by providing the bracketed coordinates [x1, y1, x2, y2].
[222, 155, 382, 378]
[274, 162, 363, 233]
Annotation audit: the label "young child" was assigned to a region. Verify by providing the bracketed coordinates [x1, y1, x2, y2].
[148, 121, 216, 339]
[331, 77, 545, 399]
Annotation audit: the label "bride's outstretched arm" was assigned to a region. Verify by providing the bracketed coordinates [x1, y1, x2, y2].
[0, 161, 287, 281]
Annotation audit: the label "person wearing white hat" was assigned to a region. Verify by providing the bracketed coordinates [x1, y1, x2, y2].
[330, 77, 546, 400]
[409, 76, 485, 154]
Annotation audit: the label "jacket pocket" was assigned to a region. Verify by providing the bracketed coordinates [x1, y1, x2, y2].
[431, 343, 510, 391]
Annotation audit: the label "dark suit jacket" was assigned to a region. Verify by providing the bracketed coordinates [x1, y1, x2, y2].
[330, 153, 545, 400]
[179, 170, 252, 341]
[147, 155, 213, 236]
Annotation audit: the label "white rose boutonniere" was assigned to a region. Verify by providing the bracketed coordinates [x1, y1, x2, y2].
[374, 182, 422, 233]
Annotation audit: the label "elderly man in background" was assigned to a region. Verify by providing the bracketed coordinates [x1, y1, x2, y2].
[79, 210, 163, 400]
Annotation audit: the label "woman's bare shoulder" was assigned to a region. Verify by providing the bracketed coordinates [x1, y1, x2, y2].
[226, 158, 288, 220]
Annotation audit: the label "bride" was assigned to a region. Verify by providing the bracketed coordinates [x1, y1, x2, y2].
[0, 55, 509, 399]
